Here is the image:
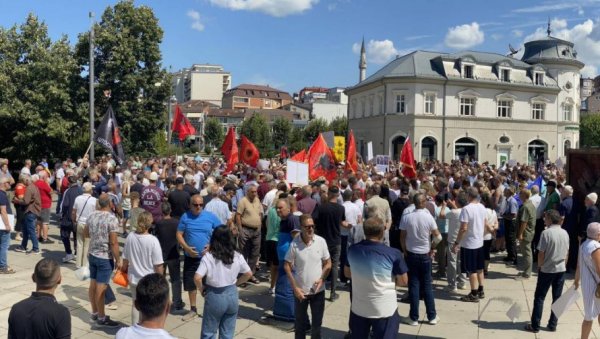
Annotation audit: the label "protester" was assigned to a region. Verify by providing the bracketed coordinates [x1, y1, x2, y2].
[284, 214, 331, 339]
[59, 175, 82, 263]
[236, 183, 263, 284]
[168, 177, 191, 219]
[35, 171, 54, 244]
[525, 210, 569, 333]
[8, 258, 71, 338]
[141, 172, 165, 223]
[0, 177, 15, 274]
[575, 222, 600, 339]
[341, 189, 362, 284]
[502, 186, 519, 266]
[265, 195, 281, 295]
[122, 211, 164, 324]
[516, 188, 536, 280]
[445, 192, 468, 291]
[14, 173, 41, 254]
[72, 182, 97, 268]
[194, 225, 253, 339]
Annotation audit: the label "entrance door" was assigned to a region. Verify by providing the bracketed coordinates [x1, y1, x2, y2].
[497, 149, 509, 167]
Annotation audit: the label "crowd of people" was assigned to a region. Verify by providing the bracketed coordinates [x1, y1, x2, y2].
[1, 152, 600, 338]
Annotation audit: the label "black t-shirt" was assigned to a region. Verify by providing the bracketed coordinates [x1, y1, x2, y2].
[131, 182, 144, 196]
[168, 189, 191, 218]
[0, 190, 13, 215]
[391, 197, 410, 229]
[312, 202, 345, 246]
[280, 214, 301, 234]
[8, 292, 71, 339]
[183, 184, 200, 196]
[154, 217, 180, 260]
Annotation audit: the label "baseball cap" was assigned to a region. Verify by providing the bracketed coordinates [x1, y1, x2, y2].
[175, 177, 184, 185]
[149, 172, 159, 181]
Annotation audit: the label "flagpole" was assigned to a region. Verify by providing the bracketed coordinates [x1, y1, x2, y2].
[89, 11, 95, 161]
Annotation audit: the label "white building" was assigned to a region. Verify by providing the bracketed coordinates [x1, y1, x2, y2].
[172, 64, 232, 107]
[312, 99, 348, 122]
[327, 87, 348, 104]
[347, 29, 583, 165]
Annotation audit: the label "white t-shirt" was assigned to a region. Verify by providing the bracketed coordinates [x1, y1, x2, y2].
[73, 194, 97, 225]
[196, 252, 251, 288]
[116, 324, 175, 339]
[123, 233, 164, 285]
[459, 202, 487, 249]
[285, 234, 330, 294]
[262, 189, 278, 210]
[447, 208, 462, 245]
[342, 201, 362, 236]
[484, 209, 497, 241]
[399, 209, 438, 254]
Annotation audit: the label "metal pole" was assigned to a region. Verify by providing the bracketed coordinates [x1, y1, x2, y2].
[168, 98, 173, 145]
[89, 12, 95, 160]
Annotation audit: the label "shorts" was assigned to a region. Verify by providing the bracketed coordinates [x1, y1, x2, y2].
[183, 256, 201, 292]
[122, 209, 130, 219]
[38, 209, 50, 224]
[496, 218, 505, 238]
[265, 240, 279, 266]
[88, 254, 114, 284]
[460, 246, 485, 274]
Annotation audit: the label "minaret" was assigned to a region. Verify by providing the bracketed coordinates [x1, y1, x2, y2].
[359, 37, 366, 83]
[547, 17, 551, 36]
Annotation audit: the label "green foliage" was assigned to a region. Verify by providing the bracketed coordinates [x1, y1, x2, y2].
[289, 127, 308, 152]
[75, 0, 170, 156]
[204, 117, 224, 148]
[581, 114, 600, 147]
[239, 113, 272, 157]
[328, 116, 348, 137]
[303, 118, 328, 143]
[272, 116, 292, 149]
[0, 14, 87, 161]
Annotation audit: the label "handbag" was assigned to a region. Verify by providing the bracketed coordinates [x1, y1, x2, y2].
[113, 270, 129, 287]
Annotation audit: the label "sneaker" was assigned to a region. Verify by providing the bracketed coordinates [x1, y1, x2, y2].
[106, 303, 118, 310]
[428, 316, 440, 325]
[0, 267, 15, 274]
[170, 302, 186, 314]
[268, 288, 275, 295]
[248, 277, 260, 284]
[478, 290, 485, 299]
[461, 293, 480, 303]
[62, 254, 75, 263]
[26, 249, 41, 255]
[41, 238, 55, 244]
[514, 275, 530, 281]
[38, 236, 43, 242]
[444, 285, 457, 292]
[402, 316, 418, 326]
[457, 283, 467, 290]
[89, 313, 98, 322]
[15, 233, 22, 241]
[182, 310, 197, 321]
[14, 246, 27, 253]
[329, 292, 339, 301]
[96, 316, 120, 327]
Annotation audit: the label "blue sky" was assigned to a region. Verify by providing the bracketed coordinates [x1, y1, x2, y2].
[2, 0, 600, 94]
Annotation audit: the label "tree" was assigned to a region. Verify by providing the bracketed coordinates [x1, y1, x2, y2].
[329, 116, 348, 137]
[239, 113, 271, 156]
[303, 118, 328, 143]
[289, 127, 308, 152]
[581, 114, 600, 147]
[204, 118, 224, 149]
[0, 14, 86, 161]
[75, 0, 170, 156]
[272, 116, 292, 150]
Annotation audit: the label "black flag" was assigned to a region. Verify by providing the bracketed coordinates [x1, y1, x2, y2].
[94, 106, 125, 165]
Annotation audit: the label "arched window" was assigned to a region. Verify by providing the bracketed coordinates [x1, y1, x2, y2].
[421, 137, 437, 161]
[455, 137, 477, 161]
[528, 139, 547, 165]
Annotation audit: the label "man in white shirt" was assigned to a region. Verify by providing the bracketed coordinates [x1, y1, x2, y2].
[204, 185, 233, 227]
[116, 273, 175, 339]
[399, 193, 442, 326]
[20, 159, 31, 176]
[445, 192, 468, 291]
[72, 183, 97, 268]
[341, 190, 362, 284]
[452, 187, 487, 302]
[261, 180, 278, 211]
[284, 214, 331, 339]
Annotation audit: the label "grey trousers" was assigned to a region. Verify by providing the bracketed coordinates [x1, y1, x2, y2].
[446, 246, 467, 288]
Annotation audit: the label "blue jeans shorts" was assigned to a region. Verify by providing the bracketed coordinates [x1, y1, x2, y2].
[88, 254, 113, 284]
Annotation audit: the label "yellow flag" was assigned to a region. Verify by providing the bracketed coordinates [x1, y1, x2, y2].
[333, 136, 345, 161]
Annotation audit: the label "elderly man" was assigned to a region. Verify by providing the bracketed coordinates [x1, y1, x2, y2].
[14, 174, 41, 254]
[141, 172, 165, 223]
[400, 192, 442, 325]
[502, 186, 519, 266]
[297, 186, 317, 215]
[59, 176, 82, 263]
[345, 217, 408, 338]
[35, 171, 53, 244]
[559, 185, 578, 271]
[524, 210, 569, 333]
[364, 184, 392, 246]
[0, 177, 15, 274]
[580, 193, 599, 241]
[236, 183, 263, 284]
[72, 182, 97, 268]
[204, 185, 232, 227]
[517, 189, 537, 280]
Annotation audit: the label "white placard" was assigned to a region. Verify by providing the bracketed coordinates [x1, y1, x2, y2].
[551, 285, 580, 318]
[286, 160, 309, 186]
[555, 157, 564, 169]
[507, 159, 517, 168]
[0, 214, 14, 231]
[375, 155, 389, 173]
[367, 142, 373, 161]
[258, 159, 270, 171]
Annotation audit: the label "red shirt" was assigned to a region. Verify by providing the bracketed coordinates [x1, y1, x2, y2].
[60, 177, 69, 194]
[34, 180, 52, 209]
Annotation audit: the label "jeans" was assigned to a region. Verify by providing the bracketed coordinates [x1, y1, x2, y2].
[21, 212, 39, 251]
[239, 226, 261, 272]
[294, 291, 325, 339]
[531, 271, 565, 330]
[0, 230, 10, 269]
[164, 258, 183, 307]
[339, 235, 349, 283]
[446, 245, 467, 288]
[201, 285, 239, 339]
[504, 218, 517, 261]
[328, 244, 341, 295]
[56, 193, 63, 214]
[519, 240, 532, 276]
[406, 252, 436, 321]
[349, 310, 400, 339]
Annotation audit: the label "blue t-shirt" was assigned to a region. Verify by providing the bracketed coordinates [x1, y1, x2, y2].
[347, 240, 408, 318]
[178, 210, 221, 257]
[0, 190, 12, 215]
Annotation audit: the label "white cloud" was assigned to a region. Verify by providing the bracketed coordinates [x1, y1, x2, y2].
[522, 18, 600, 77]
[491, 33, 503, 41]
[512, 29, 524, 37]
[209, 0, 318, 17]
[512, 3, 578, 13]
[187, 10, 205, 32]
[405, 34, 432, 41]
[444, 22, 485, 49]
[352, 39, 403, 64]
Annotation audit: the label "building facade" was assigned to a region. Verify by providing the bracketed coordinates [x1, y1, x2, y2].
[347, 33, 583, 165]
[172, 64, 232, 106]
[222, 84, 293, 110]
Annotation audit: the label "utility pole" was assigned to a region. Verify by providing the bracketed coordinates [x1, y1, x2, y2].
[89, 11, 95, 161]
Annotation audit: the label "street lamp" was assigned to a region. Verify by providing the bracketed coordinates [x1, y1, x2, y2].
[167, 95, 177, 144]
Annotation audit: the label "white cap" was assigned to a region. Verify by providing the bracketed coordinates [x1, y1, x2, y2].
[149, 172, 159, 181]
[587, 192, 598, 204]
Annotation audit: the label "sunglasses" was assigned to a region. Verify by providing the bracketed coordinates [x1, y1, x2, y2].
[192, 203, 203, 207]
[303, 225, 315, 229]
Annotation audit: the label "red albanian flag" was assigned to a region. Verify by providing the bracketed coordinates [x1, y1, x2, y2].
[308, 133, 337, 181]
[290, 149, 307, 162]
[400, 136, 417, 179]
[240, 135, 259, 167]
[221, 126, 238, 174]
[346, 130, 357, 173]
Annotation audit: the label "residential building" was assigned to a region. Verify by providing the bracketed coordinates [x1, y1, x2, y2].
[282, 102, 312, 120]
[327, 87, 348, 104]
[347, 26, 582, 165]
[311, 99, 348, 122]
[222, 84, 293, 110]
[172, 64, 232, 106]
[179, 100, 220, 145]
[298, 87, 329, 103]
